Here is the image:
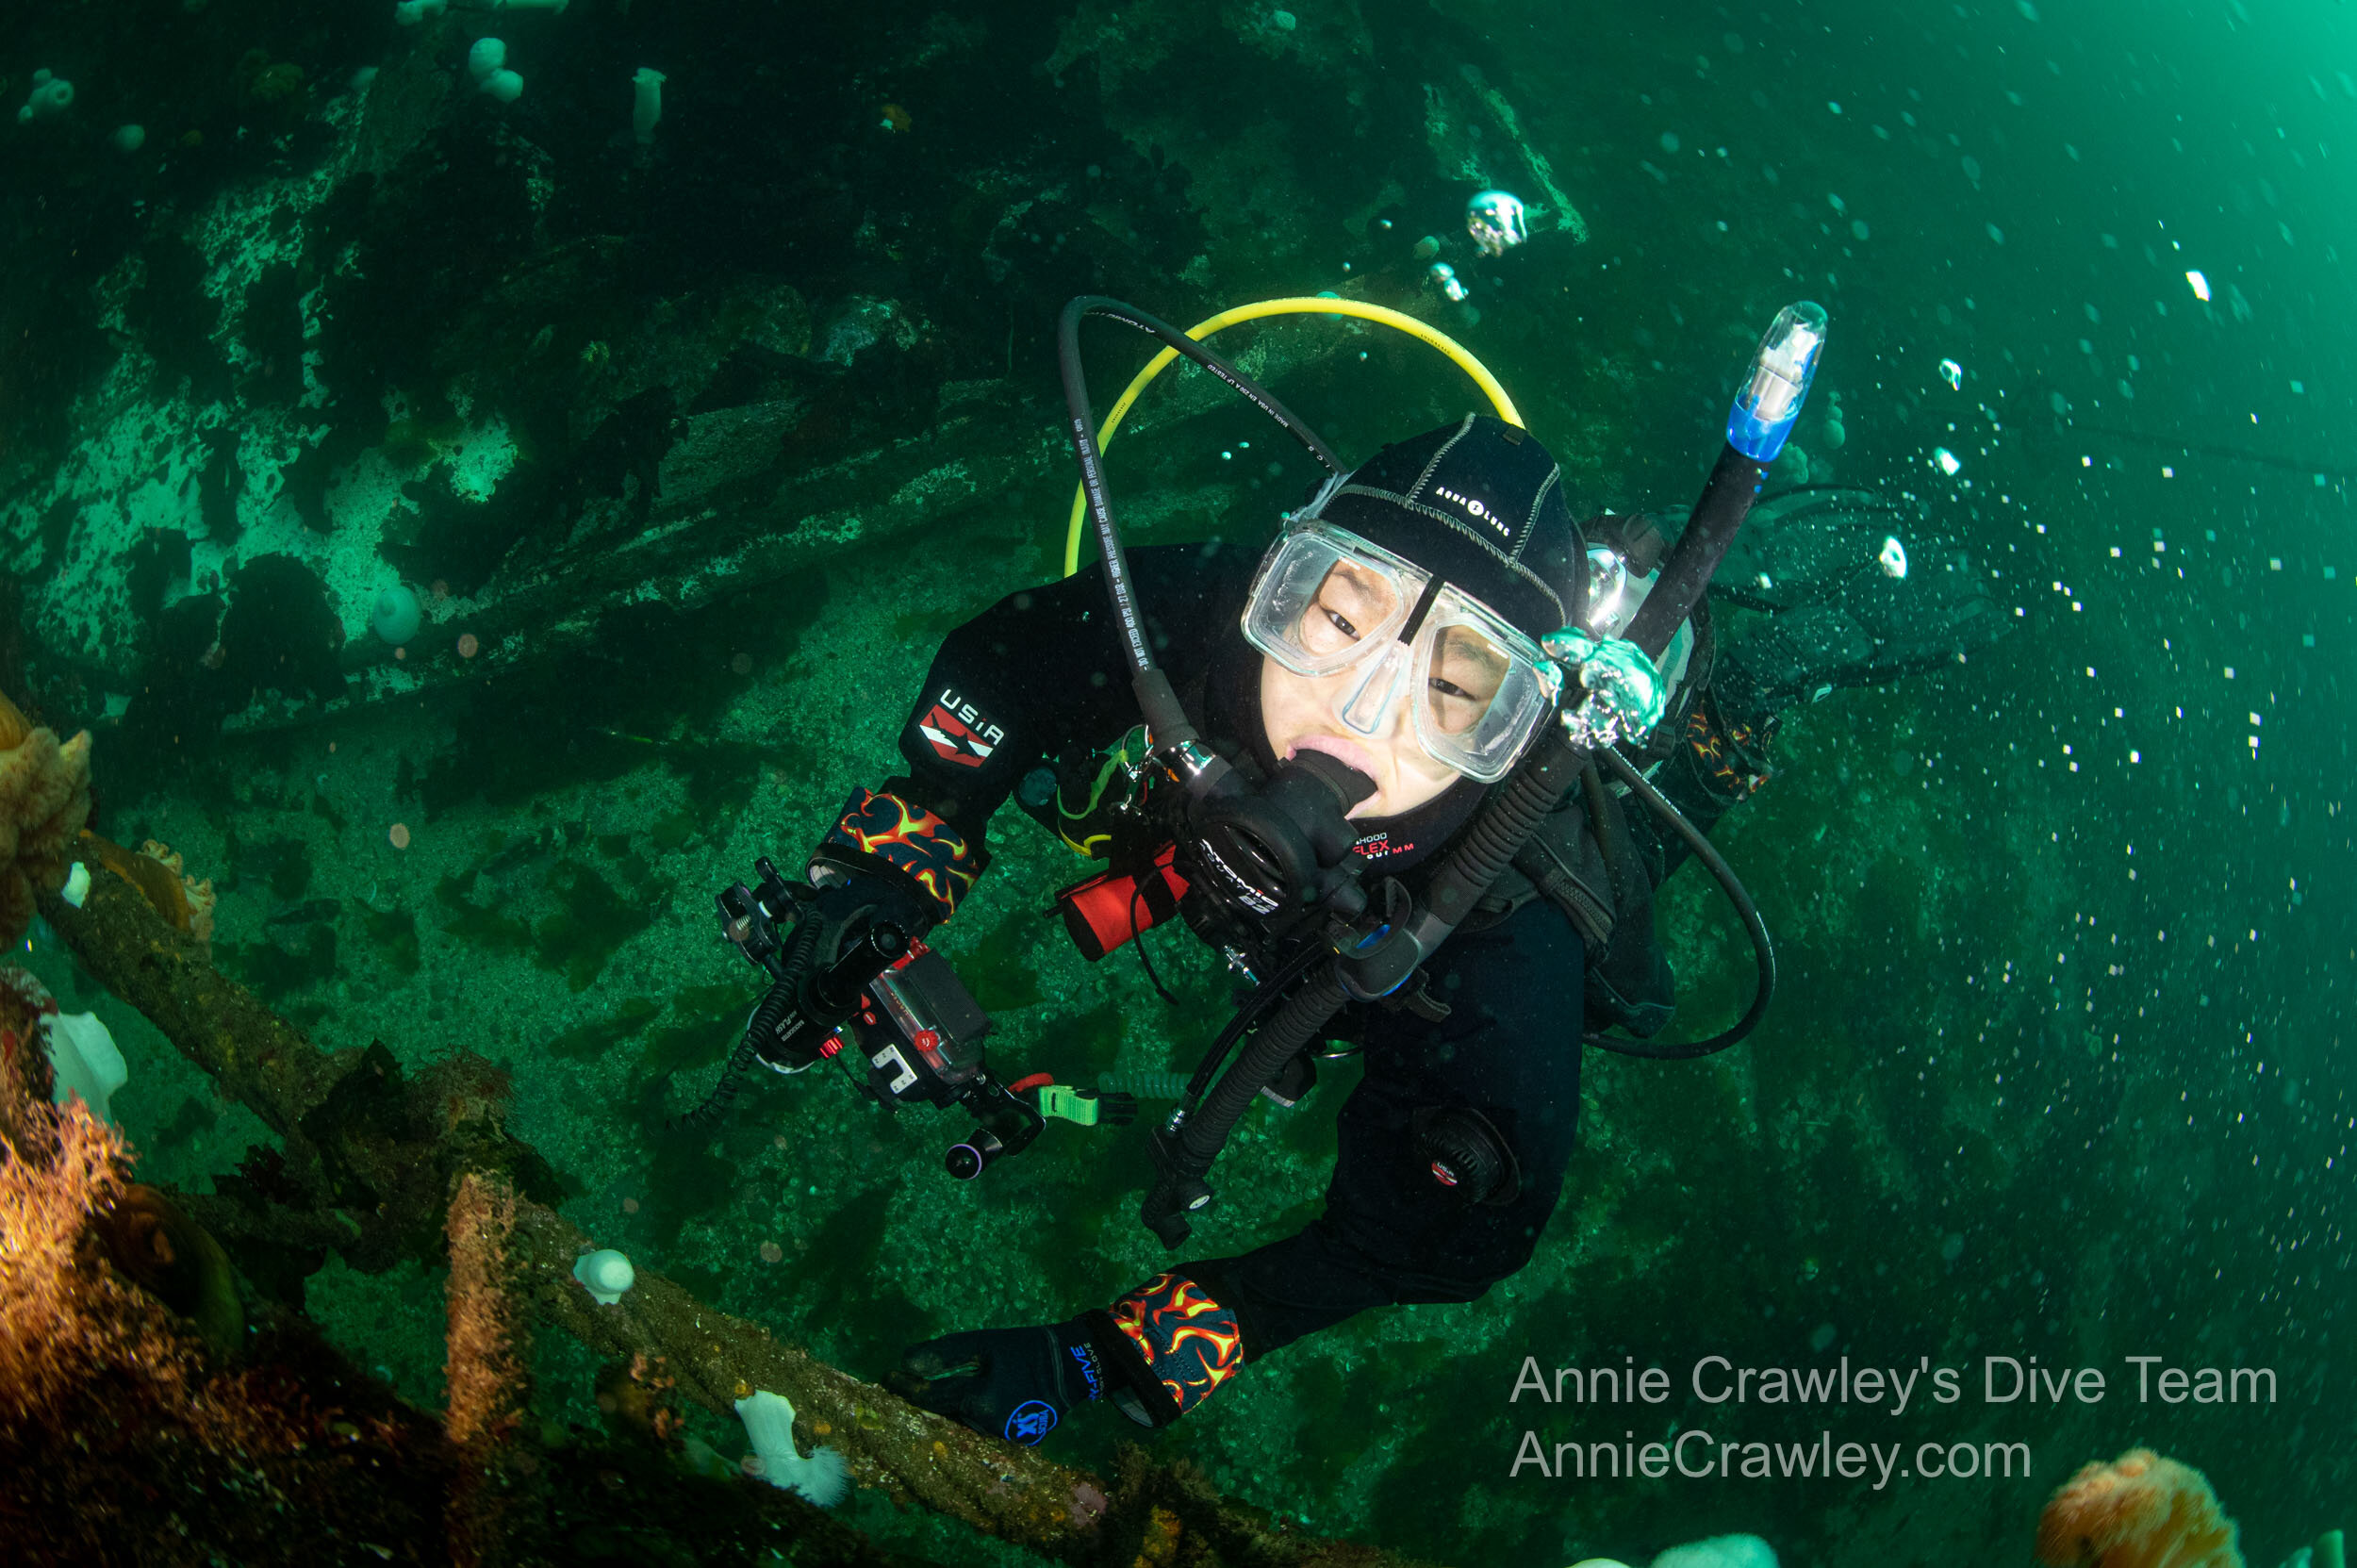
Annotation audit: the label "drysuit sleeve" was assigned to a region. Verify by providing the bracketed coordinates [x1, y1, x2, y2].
[883, 543, 1241, 851]
[1111, 896, 1588, 1400]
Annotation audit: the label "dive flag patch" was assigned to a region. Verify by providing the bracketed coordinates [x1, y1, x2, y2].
[917, 687, 1005, 768]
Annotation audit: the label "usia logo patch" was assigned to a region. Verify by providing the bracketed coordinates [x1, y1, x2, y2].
[918, 686, 1006, 767]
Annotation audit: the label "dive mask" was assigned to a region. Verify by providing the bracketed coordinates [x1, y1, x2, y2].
[1241, 517, 1561, 784]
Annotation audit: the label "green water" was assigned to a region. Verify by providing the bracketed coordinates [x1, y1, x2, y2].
[4, 0, 2350, 1561]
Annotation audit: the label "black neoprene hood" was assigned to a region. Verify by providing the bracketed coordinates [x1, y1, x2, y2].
[1308, 413, 1589, 641]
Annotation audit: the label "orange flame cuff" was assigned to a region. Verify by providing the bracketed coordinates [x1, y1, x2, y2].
[822, 787, 980, 923]
[1104, 1272, 1245, 1421]
[1686, 693, 1779, 801]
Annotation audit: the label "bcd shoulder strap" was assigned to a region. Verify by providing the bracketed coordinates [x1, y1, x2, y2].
[1456, 757, 1677, 1038]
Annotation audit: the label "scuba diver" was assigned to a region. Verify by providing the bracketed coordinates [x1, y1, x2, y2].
[698, 298, 2003, 1447]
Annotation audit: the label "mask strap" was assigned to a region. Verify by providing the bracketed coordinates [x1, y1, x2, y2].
[1290, 471, 1348, 523]
[1397, 573, 1445, 645]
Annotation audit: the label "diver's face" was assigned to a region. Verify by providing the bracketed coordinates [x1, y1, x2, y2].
[1259, 653, 1463, 819]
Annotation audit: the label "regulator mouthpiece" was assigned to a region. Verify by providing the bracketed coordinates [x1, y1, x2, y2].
[1726, 301, 1828, 462]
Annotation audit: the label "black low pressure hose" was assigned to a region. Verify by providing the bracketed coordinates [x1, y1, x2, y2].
[1056, 296, 1344, 743]
[1581, 745, 1776, 1060]
[1143, 957, 1357, 1245]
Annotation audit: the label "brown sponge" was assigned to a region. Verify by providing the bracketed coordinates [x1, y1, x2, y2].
[0, 693, 91, 948]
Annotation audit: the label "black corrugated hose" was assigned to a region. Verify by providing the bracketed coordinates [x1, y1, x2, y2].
[672, 916, 822, 1131]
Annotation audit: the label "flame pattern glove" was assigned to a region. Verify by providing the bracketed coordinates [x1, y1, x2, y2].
[806, 786, 984, 954]
[1103, 1272, 1245, 1426]
[890, 1275, 1246, 1446]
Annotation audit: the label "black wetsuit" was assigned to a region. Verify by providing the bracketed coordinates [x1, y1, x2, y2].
[885, 541, 1593, 1361]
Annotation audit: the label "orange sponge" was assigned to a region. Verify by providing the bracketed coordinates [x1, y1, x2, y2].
[0, 692, 90, 946]
[2036, 1448, 2245, 1568]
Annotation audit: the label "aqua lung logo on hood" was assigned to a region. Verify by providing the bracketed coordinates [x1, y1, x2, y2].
[1433, 484, 1512, 540]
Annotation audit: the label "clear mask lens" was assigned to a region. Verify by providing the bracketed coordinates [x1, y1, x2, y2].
[1409, 593, 1553, 782]
[1242, 520, 1556, 784]
[1300, 558, 1409, 663]
[1243, 523, 1424, 677]
[1421, 619, 1516, 736]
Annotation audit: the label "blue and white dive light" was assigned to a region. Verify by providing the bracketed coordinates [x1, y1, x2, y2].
[1724, 301, 1828, 463]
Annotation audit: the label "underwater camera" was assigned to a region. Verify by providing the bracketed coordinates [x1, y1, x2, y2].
[695, 854, 1047, 1178]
